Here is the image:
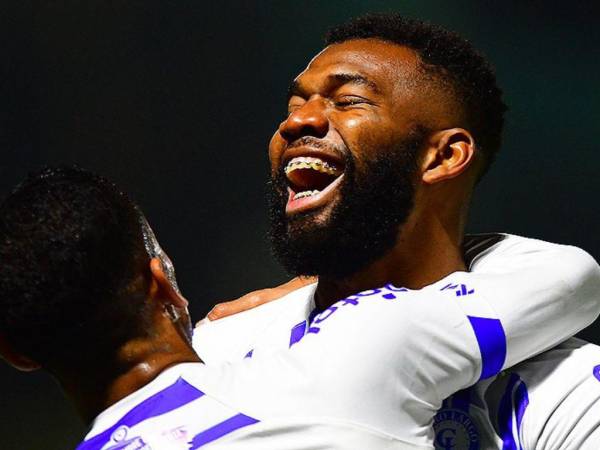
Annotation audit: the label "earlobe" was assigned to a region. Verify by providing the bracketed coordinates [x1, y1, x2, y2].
[0, 335, 41, 372]
[421, 128, 476, 185]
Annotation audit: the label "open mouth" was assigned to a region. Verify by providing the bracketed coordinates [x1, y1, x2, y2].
[284, 155, 345, 214]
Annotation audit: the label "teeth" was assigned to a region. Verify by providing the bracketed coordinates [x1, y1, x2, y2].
[293, 190, 320, 200]
[284, 156, 340, 176]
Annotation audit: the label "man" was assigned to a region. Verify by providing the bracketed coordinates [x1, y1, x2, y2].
[194, 13, 600, 449]
[8, 167, 594, 449]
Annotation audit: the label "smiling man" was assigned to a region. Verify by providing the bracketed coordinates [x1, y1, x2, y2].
[195, 13, 600, 450]
[267, 21, 503, 304]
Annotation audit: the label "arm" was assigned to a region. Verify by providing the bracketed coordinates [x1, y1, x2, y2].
[462, 235, 600, 370]
[196, 238, 600, 446]
[497, 339, 600, 450]
[204, 235, 600, 373]
[195, 284, 484, 447]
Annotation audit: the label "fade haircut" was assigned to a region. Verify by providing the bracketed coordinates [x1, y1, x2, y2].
[0, 166, 152, 368]
[326, 13, 507, 176]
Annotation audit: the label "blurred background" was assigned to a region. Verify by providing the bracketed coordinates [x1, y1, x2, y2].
[1, 1, 599, 448]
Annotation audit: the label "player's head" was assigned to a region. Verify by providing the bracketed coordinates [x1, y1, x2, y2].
[268, 13, 506, 278]
[0, 166, 191, 374]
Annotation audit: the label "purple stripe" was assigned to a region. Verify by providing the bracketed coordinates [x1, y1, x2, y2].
[514, 379, 529, 440]
[289, 321, 307, 347]
[593, 364, 600, 381]
[498, 374, 520, 450]
[467, 316, 507, 380]
[498, 373, 529, 450]
[77, 377, 204, 450]
[189, 413, 259, 448]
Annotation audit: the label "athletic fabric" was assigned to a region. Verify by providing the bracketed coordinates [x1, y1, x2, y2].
[193, 234, 600, 449]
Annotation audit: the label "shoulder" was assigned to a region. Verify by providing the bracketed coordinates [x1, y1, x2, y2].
[507, 338, 600, 449]
[193, 283, 317, 363]
[467, 233, 600, 285]
[510, 337, 600, 389]
[467, 233, 595, 268]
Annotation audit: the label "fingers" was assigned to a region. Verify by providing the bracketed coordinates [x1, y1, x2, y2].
[205, 291, 269, 322]
[197, 276, 318, 325]
[279, 276, 317, 291]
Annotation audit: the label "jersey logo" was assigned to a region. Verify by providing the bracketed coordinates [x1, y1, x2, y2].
[305, 284, 409, 335]
[104, 426, 149, 450]
[441, 283, 475, 297]
[434, 408, 480, 450]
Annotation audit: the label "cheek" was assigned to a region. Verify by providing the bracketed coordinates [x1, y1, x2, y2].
[339, 119, 390, 163]
[268, 133, 284, 172]
[344, 117, 361, 130]
[335, 112, 391, 149]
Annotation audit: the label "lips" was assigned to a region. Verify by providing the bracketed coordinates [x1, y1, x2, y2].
[282, 150, 346, 215]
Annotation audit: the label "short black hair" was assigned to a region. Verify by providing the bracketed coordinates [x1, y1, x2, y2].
[0, 166, 151, 368]
[326, 13, 507, 176]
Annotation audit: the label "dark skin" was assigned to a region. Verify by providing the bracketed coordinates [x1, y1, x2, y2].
[208, 38, 482, 318]
[0, 258, 201, 423]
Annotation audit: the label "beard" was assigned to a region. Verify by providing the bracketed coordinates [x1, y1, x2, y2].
[268, 127, 426, 280]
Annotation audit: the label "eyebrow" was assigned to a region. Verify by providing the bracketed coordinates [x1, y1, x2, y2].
[330, 73, 379, 93]
[287, 72, 380, 100]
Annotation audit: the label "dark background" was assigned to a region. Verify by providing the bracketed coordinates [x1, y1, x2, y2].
[1, 1, 599, 448]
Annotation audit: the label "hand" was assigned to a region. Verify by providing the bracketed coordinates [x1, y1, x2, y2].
[200, 276, 317, 323]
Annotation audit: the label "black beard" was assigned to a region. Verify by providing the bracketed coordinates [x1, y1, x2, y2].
[268, 129, 425, 280]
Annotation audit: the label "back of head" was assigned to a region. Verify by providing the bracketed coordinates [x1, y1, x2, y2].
[326, 13, 507, 178]
[0, 166, 151, 370]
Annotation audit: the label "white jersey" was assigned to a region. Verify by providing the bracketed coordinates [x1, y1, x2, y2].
[435, 338, 600, 450]
[193, 234, 600, 449]
[76, 363, 413, 450]
[82, 273, 525, 449]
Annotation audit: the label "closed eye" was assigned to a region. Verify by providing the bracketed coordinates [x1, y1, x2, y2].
[334, 96, 373, 108]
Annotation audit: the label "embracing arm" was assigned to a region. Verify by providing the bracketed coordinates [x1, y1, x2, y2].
[204, 235, 600, 372]
[461, 235, 600, 369]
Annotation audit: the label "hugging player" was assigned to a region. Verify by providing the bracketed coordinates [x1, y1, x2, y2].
[3, 165, 596, 450]
[195, 13, 600, 450]
[4, 166, 596, 450]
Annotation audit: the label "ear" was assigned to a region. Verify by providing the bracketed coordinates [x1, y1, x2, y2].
[149, 258, 188, 309]
[421, 128, 476, 185]
[0, 334, 41, 372]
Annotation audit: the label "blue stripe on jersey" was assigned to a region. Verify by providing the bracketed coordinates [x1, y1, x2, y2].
[189, 413, 259, 448]
[514, 381, 529, 437]
[593, 364, 600, 381]
[288, 307, 321, 348]
[498, 373, 529, 450]
[467, 316, 507, 380]
[76, 377, 204, 450]
[289, 321, 307, 347]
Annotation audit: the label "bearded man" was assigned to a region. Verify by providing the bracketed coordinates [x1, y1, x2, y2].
[195, 13, 600, 449]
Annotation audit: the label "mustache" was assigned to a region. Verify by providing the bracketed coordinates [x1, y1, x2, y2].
[286, 136, 348, 160]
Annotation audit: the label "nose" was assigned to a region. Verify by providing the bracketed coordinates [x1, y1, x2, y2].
[279, 98, 329, 142]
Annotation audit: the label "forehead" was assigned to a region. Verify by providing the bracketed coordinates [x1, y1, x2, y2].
[297, 39, 422, 93]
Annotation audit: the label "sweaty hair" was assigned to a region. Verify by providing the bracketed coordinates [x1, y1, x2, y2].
[326, 13, 507, 176]
[0, 166, 152, 368]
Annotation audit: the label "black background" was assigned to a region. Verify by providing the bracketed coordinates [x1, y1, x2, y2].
[1, 1, 599, 448]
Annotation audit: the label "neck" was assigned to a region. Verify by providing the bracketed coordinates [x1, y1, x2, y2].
[58, 334, 201, 424]
[314, 207, 466, 310]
